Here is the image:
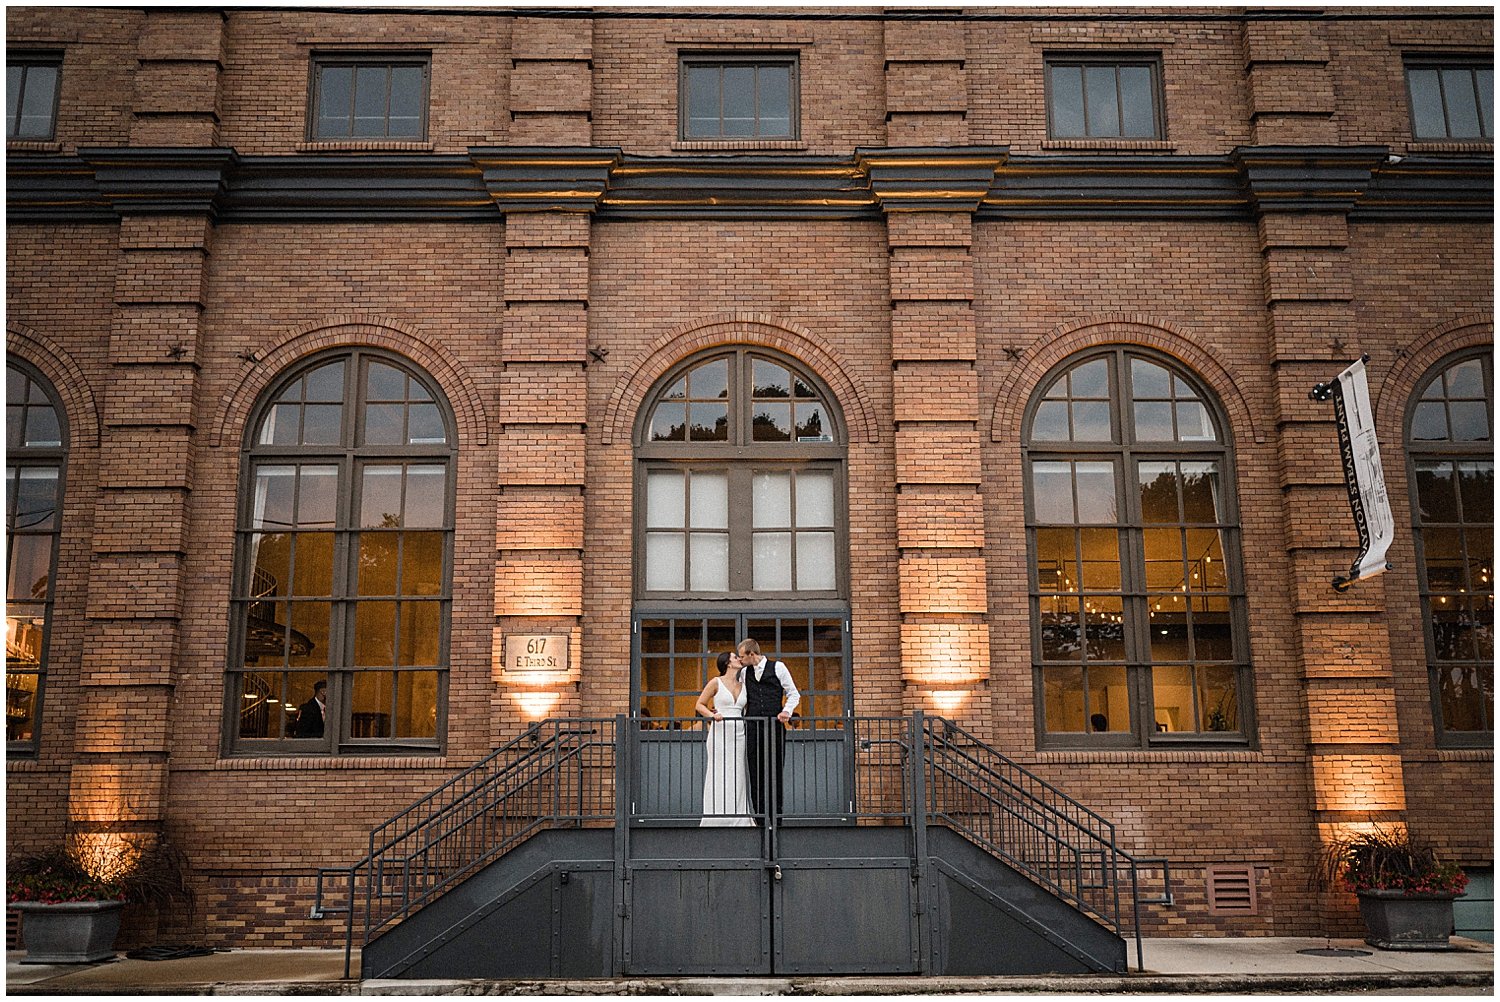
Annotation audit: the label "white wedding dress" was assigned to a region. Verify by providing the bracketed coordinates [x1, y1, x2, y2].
[700, 676, 754, 827]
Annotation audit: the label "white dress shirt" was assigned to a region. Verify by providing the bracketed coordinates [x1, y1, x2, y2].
[752, 658, 801, 717]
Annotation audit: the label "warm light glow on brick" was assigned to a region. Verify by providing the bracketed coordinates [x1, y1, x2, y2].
[928, 689, 967, 713]
[513, 692, 561, 719]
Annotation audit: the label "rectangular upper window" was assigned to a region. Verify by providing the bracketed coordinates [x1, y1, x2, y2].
[1046, 57, 1162, 140]
[680, 54, 798, 140]
[1406, 59, 1493, 140]
[309, 54, 429, 140]
[7, 54, 60, 141]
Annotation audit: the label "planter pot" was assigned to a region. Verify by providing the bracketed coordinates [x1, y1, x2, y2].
[1356, 889, 1457, 951]
[10, 900, 124, 963]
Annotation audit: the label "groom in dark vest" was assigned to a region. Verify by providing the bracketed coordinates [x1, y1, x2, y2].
[737, 637, 801, 823]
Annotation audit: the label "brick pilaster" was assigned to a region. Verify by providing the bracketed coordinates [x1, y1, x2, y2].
[508, 16, 593, 146]
[72, 10, 228, 844]
[883, 18, 969, 147]
[1243, 18, 1337, 146]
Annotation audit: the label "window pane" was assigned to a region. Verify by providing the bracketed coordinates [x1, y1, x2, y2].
[1150, 603, 1190, 662]
[260, 402, 299, 445]
[1118, 64, 1156, 137]
[355, 601, 398, 666]
[7, 535, 51, 601]
[298, 466, 338, 528]
[1049, 64, 1085, 137]
[1440, 67, 1482, 137]
[796, 470, 835, 526]
[685, 65, 721, 136]
[721, 65, 756, 136]
[1079, 528, 1121, 590]
[301, 404, 343, 445]
[795, 403, 830, 442]
[1447, 358, 1486, 397]
[1411, 400, 1450, 441]
[254, 466, 297, 529]
[753, 471, 792, 528]
[1185, 528, 1227, 589]
[1422, 527, 1466, 590]
[352, 65, 388, 137]
[6, 613, 44, 668]
[1407, 68, 1445, 137]
[1198, 665, 1238, 731]
[1144, 527, 1184, 589]
[352, 672, 394, 738]
[238, 672, 288, 738]
[1031, 462, 1074, 523]
[250, 531, 291, 598]
[1176, 401, 1215, 442]
[15, 468, 57, 531]
[6, 66, 22, 136]
[293, 532, 334, 596]
[402, 532, 444, 595]
[1083, 597, 1125, 661]
[407, 403, 444, 444]
[1071, 358, 1109, 397]
[692, 358, 729, 400]
[1478, 68, 1493, 137]
[1035, 528, 1074, 592]
[394, 671, 439, 737]
[1043, 666, 1086, 730]
[1438, 664, 1488, 731]
[685, 471, 725, 529]
[289, 601, 332, 667]
[17, 64, 56, 138]
[646, 470, 685, 528]
[753, 532, 793, 590]
[689, 533, 729, 591]
[404, 466, 447, 528]
[365, 403, 405, 445]
[1458, 461, 1493, 524]
[1151, 664, 1194, 732]
[388, 64, 423, 137]
[6, 670, 39, 742]
[689, 402, 728, 441]
[757, 64, 791, 135]
[1071, 401, 1112, 441]
[1415, 461, 1459, 522]
[361, 466, 404, 527]
[399, 600, 442, 666]
[357, 534, 400, 595]
[652, 402, 686, 441]
[797, 531, 836, 591]
[1449, 401, 1490, 442]
[753, 402, 792, 441]
[1088, 664, 1128, 732]
[1040, 596, 1081, 661]
[304, 361, 345, 401]
[1084, 65, 1120, 136]
[1138, 462, 1178, 523]
[1074, 462, 1116, 523]
[23, 404, 60, 448]
[1180, 463, 1222, 522]
[1192, 596, 1235, 661]
[1131, 358, 1170, 398]
[1431, 601, 1476, 660]
[1133, 401, 1174, 441]
[1032, 400, 1069, 441]
[317, 65, 353, 136]
[645, 532, 685, 591]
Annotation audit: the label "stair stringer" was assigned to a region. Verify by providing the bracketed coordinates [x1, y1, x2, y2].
[927, 825, 1128, 974]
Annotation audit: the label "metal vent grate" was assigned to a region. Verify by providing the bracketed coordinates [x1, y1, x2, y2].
[1206, 865, 1257, 915]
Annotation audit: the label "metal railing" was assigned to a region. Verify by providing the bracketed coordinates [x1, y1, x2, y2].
[315, 712, 1171, 975]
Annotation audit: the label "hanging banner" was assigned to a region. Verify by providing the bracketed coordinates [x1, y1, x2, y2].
[1312, 356, 1394, 591]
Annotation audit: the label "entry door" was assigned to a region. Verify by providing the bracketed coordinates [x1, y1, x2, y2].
[632, 613, 851, 820]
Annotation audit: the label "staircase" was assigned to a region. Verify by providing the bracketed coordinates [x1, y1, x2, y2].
[314, 713, 1172, 979]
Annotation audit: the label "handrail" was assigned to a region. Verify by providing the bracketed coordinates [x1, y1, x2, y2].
[317, 713, 1170, 977]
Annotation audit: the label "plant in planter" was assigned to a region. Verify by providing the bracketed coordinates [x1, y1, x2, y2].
[8, 834, 190, 964]
[1313, 824, 1469, 951]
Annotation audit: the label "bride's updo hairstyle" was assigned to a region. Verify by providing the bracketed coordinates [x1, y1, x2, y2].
[715, 651, 734, 676]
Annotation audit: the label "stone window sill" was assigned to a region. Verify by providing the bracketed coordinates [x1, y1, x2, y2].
[297, 140, 435, 153]
[1042, 139, 1175, 153]
[8, 140, 63, 154]
[672, 139, 806, 152]
[1406, 140, 1492, 154]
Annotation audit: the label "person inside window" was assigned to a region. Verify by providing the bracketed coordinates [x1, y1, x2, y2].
[294, 680, 327, 738]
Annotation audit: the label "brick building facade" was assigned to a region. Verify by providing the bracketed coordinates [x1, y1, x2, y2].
[5, 6, 1493, 951]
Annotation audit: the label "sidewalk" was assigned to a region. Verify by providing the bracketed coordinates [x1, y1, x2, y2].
[6, 937, 1493, 996]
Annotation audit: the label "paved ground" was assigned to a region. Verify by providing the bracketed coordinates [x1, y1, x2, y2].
[6, 937, 1493, 996]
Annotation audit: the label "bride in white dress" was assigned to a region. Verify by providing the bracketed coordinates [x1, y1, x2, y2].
[694, 651, 754, 827]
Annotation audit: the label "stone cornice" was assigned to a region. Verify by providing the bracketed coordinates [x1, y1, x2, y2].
[6, 145, 1491, 224]
[855, 146, 1011, 212]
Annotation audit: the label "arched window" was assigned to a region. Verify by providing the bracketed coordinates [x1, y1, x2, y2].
[6, 361, 66, 754]
[227, 350, 455, 753]
[1407, 350, 1493, 745]
[1023, 347, 1251, 746]
[633, 348, 849, 725]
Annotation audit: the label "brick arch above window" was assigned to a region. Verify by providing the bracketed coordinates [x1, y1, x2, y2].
[1376, 314, 1493, 432]
[602, 313, 879, 446]
[6, 321, 99, 448]
[210, 316, 489, 449]
[990, 316, 1262, 447]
